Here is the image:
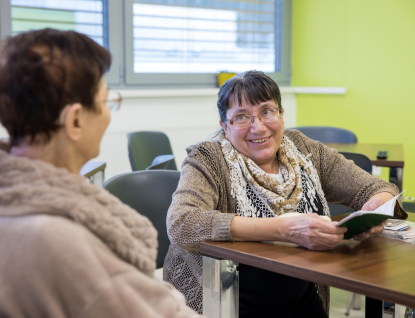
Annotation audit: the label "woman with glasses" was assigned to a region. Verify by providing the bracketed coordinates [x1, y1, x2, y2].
[0, 29, 202, 318]
[164, 70, 404, 317]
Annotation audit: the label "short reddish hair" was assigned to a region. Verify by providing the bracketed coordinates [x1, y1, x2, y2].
[0, 28, 111, 146]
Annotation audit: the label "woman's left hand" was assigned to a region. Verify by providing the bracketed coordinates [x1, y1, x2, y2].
[353, 196, 386, 241]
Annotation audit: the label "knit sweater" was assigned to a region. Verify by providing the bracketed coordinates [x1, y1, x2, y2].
[164, 130, 401, 314]
[0, 141, 202, 318]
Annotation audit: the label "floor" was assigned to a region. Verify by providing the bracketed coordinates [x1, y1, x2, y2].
[330, 287, 409, 318]
[330, 288, 365, 318]
[156, 269, 409, 317]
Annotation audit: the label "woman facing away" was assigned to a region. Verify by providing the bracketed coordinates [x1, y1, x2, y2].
[0, 28, 203, 318]
[163, 70, 406, 317]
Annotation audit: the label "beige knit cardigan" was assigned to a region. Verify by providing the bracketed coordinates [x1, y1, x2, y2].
[164, 130, 401, 314]
[0, 141, 203, 318]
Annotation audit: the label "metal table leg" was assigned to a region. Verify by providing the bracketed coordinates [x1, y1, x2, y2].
[389, 167, 403, 192]
[203, 256, 239, 318]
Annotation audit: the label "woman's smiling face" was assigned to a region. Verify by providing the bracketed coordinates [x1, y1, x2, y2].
[220, 97, 284, 173]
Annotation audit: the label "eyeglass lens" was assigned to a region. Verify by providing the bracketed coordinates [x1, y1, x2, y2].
[232, 108, 280, 128]
[106, 91, 122, 111]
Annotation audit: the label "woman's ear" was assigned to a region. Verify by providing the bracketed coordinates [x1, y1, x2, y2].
[220, 120, 228, 134]
[59, 103, 83, 141]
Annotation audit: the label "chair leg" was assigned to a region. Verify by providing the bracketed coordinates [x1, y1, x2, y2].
[345, 293, 361, 315]
[353, 293, 361, 310]
[345, 293, 353, 315]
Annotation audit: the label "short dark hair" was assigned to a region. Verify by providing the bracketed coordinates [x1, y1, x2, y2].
[217, 70, 283, 123]
[0, 28, 111, 146]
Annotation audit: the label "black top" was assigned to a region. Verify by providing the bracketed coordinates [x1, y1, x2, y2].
[238, 168, 327, 318]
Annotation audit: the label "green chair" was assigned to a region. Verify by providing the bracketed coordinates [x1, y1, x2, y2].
[103, 170, 180, 269]
[127, 131, 177, 171]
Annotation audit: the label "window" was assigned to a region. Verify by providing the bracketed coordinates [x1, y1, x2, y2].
[0, 0, 120, 83]
[0, 0, 291, 88]
[125, 0, 291, 87]
[132, 2, 276, 73]
[10, 0, 107, 47]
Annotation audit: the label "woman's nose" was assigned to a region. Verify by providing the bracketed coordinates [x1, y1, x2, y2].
[250, 116, 267, 133]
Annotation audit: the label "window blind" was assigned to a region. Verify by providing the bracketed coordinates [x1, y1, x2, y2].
[10, 0, 107, 47]
[132, 0, 281, 74]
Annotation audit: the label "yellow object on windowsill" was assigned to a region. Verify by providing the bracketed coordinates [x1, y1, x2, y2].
[217, 72, 236, 87]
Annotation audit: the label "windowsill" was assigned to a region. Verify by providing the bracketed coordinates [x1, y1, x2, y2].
[117, 87, 346, 99]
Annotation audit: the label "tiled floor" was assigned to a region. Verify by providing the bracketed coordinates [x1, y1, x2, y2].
[330, 288, 365, 318]
[330, 287, 409, 318]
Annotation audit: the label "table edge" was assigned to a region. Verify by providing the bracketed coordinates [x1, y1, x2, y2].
[200, 241, 415, 308]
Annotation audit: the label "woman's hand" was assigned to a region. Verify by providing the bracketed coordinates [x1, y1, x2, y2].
[353, 221, 386, 241]
[280, 213, 347, 250]
[353, 196, 389, 241]
[230, 214, 346, 250]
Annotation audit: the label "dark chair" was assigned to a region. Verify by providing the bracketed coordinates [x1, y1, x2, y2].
[327, 203, 354, 216]
[339, 151, 372, 174]
[327, 152, 372, 216]
[403, 196, 415, 213]
[290, 127, 360, 216]
[103, 170, 180, 269]
[293, 126, 358, 143]
[127, 131, 177, 171]
[335, 151, 372, 315]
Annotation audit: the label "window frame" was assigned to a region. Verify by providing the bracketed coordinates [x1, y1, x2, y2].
[106, 0, 124, 85]
[269, 0, 292, 86]
[0, 1, 12, 42]
[124, 0, 292, 88]
[0, 0, 292, 89]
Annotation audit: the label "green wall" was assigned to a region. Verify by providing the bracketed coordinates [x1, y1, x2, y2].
[292, 0, 415, 195]
[11, 7, 76, 34]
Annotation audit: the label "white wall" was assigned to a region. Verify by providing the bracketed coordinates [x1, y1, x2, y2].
[96, 88, 297, 180]
[0, 88, 296, 180]
[0, 86, 347, 181]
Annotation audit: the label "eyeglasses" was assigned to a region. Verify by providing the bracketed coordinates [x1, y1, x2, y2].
[227, 107, 282, 129]
[106, 91, 122, 111]
[95, 91, 122, 112]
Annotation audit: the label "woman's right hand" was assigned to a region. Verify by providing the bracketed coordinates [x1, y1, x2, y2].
[230, 214, 347, 250]
[279, 213, 347, 250]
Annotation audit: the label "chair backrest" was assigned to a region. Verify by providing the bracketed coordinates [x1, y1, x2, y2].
[293, 126, 358, 143]
[403, 197, 415, 213]
[339, 151, 372, 174]
[103, 170, 181, 268]
[127, 131, 177, 171]
[328, 151, 372, 216]
[146, 154, 175, 170]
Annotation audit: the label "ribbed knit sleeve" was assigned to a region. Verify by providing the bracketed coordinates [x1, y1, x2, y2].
[166, 141, 236, 251]
[285, 130, 401, 211]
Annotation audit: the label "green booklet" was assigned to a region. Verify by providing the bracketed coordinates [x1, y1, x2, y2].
[336, 193, 403, 239]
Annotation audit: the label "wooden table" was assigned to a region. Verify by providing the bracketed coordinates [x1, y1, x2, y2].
[201, 214, 415, 318]
[325, 143, 404, 191]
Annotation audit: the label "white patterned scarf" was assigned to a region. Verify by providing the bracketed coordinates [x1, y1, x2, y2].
[218, 132, 329, 217]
